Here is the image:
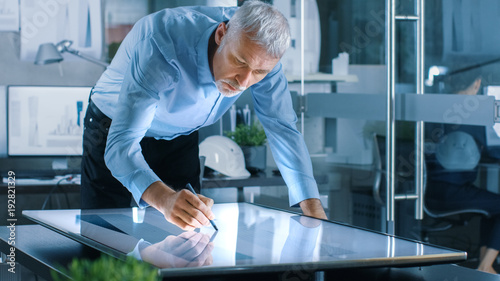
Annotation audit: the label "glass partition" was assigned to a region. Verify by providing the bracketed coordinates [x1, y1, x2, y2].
[301, 2, 500, 268]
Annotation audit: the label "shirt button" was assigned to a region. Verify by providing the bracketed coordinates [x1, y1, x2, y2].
[89, 118, 93, 122]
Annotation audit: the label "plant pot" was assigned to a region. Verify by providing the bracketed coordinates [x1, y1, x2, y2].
[241, 145, 267, 172]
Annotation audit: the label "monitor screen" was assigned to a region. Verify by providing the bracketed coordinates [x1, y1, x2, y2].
[22, 203, 467, 278]
[8, 86, 91, 156]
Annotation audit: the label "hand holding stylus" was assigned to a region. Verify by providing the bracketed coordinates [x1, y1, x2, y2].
[186, 183, 218, 231]
[142, 181, 216, 231]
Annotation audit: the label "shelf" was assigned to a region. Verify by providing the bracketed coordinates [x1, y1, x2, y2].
[286, 72, 359, 83]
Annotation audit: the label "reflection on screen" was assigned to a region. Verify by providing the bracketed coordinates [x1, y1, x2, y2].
[8, 86, 91, 156]
[22, 203, 466, 276]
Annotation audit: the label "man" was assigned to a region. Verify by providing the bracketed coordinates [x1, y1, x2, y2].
[425, 75, 500, 274]
[82, 0, 327, 231]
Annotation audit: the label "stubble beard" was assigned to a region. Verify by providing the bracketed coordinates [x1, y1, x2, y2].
[216, 79, 246, 97]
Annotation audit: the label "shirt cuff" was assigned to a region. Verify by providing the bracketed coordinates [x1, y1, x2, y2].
[287, 177, 320, 207]
[127, 169, 162, 208]
[127, 239, 152, 261]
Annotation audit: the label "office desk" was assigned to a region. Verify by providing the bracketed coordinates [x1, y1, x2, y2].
[1, 225, 495, 281]
[15, 203, 468, 280]
[0, 225, 102, 280]
[203, 170, 328, 202]
[2, 170, 327, 199]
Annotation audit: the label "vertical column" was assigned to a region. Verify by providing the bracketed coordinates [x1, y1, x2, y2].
[415, 0, 425, 221]
[385, 0, 396, 235]
[300, 0, 305, 134]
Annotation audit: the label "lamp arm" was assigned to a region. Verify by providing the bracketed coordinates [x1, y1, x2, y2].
[447, 57, 500, 76]
[64, 48, 109, 67]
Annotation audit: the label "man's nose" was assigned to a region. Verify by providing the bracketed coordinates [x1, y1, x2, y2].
[236, 69, 253, 88]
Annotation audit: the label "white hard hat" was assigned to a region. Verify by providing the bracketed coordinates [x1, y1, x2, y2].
[436, 131, 480, 170]
[199, 136, 251, 178]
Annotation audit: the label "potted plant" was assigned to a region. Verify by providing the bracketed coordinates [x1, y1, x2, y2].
[52, 254, 159, 281]
[225, 123, 267, 173]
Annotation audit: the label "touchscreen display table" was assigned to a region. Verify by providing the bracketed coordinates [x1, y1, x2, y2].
[23, 203, 466, 278]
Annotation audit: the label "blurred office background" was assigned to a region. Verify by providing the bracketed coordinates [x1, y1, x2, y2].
[1, 0, 500, 267]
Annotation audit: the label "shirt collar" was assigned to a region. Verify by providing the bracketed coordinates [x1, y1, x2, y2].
[197, 23, 219, 86]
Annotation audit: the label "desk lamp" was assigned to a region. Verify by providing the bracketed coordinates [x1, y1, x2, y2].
[35, 40, 109, 67]
[426, 56, 500, 92]
[424, 65, 449, 87]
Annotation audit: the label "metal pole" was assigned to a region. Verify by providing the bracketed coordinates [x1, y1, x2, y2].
[300, 0, 305, 134]
[415, 0, 425, 220]
[386, 0, 396, 235]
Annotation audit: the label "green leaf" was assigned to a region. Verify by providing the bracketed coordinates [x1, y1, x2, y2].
[51, 254, 159, 281]
[225, 123, 267, 146]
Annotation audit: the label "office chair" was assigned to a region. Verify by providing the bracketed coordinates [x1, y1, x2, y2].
[369, 133, 490, 243]
[422, 200, 489, 240]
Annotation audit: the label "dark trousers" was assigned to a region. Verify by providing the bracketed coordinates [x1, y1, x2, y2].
[425, 180, 500, 251]
[81, 99, 200, 209]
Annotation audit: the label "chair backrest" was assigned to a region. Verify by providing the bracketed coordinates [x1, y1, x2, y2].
[371, 133, 423, 205]
[371, 133, 384, 205]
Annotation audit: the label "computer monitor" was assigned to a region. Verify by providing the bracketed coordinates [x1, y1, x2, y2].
[7, 86, 91, 156]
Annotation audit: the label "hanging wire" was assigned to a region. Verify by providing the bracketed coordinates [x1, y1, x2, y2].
[41, 176, 73, 210]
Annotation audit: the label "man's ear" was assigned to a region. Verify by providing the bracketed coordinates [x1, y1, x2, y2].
[215, 22, 228, 46]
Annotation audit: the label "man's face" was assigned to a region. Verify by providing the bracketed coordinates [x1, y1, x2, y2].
[212, 24, 280, 97]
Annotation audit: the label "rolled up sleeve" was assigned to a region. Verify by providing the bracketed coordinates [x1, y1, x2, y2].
[250, 63, 320, 207]
[104, 38, 176, 207]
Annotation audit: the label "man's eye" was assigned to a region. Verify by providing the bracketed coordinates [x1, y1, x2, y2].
[254, 70, 268, 75]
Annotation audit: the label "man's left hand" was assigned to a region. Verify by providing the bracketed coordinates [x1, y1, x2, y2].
[299, 198, 328, 220]
[299, 198, 327, 220]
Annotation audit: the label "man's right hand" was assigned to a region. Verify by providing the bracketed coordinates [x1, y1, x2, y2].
[142, 181, 215, 231]
[140, 231, 214, 268]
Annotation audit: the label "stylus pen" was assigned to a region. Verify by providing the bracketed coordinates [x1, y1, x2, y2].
[186, 183, 218, 231]
[209, 230, 218, 243]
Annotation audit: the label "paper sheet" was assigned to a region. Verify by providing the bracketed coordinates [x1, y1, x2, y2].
[20, 0, 102, 62]
[0, 0, 19, 31]
[485, 86, 500, 138]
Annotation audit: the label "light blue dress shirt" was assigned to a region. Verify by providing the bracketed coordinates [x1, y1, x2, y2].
[90, 6, 319, 208]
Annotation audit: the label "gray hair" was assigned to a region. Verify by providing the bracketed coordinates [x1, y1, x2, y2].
[224, 0, 291, 59]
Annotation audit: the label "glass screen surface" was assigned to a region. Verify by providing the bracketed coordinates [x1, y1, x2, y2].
[23, 203, 466, 277]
